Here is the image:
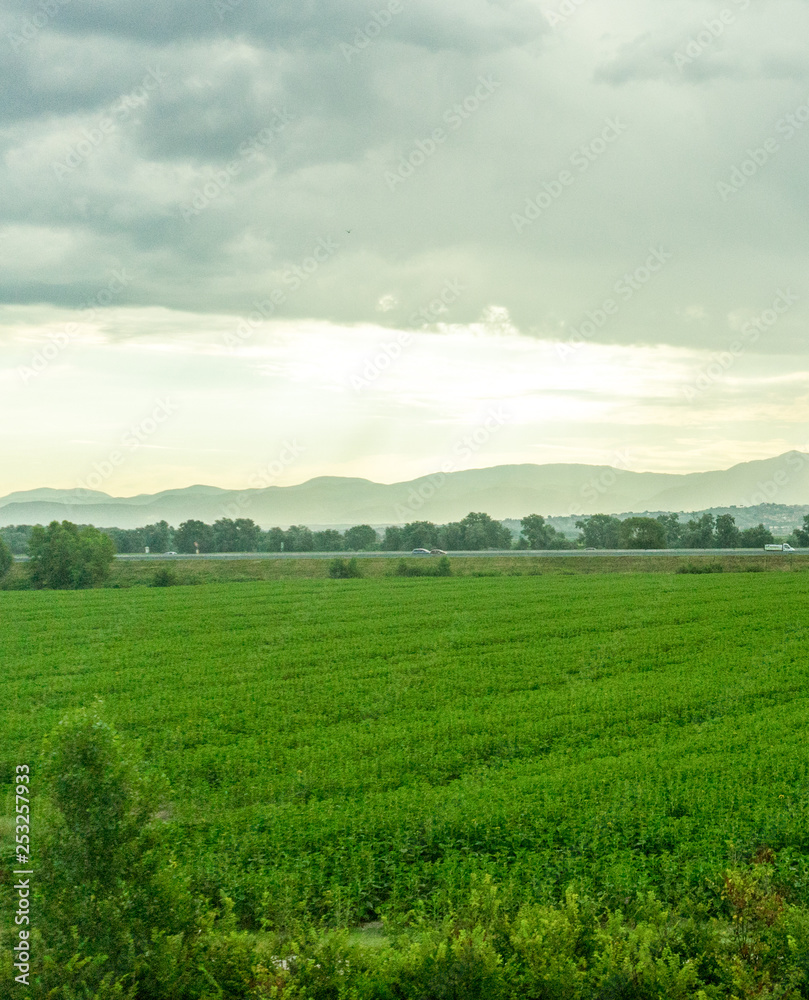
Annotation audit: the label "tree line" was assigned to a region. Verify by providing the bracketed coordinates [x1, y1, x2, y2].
[576, 512, 798, 550]
[105, 511, 525, 554]
[77, 511, 809, 552]
[1, 512, 806, 572]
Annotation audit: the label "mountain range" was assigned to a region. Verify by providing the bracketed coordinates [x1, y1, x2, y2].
[1, 451, 807, 529]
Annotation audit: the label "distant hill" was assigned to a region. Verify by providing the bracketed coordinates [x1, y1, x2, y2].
[1, 451, 807, 529]
[504, 502, 809, 539]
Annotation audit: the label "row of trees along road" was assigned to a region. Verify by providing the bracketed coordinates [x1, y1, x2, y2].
[161, 511, 799, 552]
[106, 512, 528, 554]
[576, 512, 785, 549]
[0, 513, 804, 591]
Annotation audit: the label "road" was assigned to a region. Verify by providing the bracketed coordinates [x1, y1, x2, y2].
[13, 547, 799, 561]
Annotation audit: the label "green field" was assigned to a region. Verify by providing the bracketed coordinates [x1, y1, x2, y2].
[3, 570, 809, 936]
[1, 550, 804, 590]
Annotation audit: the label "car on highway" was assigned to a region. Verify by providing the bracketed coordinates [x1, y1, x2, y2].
[411, 548, 431, 555]
[430, 549, 447, 555]
[164, 551, 178, 556]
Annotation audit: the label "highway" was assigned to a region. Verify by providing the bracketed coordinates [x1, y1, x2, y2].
[92, 547, 809, 560]
[13, 548, 807, 562]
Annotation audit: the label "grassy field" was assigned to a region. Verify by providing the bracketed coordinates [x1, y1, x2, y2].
[3, 550, 806, 589]
[2, 571, 809, 934]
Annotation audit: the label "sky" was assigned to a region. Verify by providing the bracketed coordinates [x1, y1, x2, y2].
[1, 0, 808, 496]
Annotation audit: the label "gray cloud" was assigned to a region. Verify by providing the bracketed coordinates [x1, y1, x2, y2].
[0, 0, 807, 359]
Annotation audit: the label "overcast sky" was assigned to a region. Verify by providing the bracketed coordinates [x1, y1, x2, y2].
[2, 0, 808, 495]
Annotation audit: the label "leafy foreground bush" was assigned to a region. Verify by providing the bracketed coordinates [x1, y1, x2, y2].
[394, 555, 452, 577]
[6, 716, 809, 999]
[254, 875, 809, 1000]
[3, 711, 259, 1000]
[328, 557, 363, 578]
[151, 567, 178, 587]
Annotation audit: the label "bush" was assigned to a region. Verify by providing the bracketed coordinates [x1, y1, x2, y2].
[28, 520, 115, 588]
[328, 557, 364, 578]
[151, 567, 178, 587]
[395, 556, 452, 578]
[31, 711, 268, 1000]
[676, 561, 724, 574]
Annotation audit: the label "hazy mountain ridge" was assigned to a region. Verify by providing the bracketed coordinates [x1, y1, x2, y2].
[1, 452, 807, 530]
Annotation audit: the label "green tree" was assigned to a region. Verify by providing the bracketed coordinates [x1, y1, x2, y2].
[142, 520, 173, 553]
[680, 512, 715, 548]
[437, 521, 464, 550]
[794, 515, 809, 546]
[232, 517, 260, 552]
[401, 521, 440, 549]
[575, 514, 622, 549]
[314, 529, 344, 551]
[382, 525, 404, 550]
[655, 513, 682, 548]
[520, 514, 569, 549]
[174, 519, 214, 553]
[458, 512, 512, 550]
[343, 524, 379, 551]
[619, 516, 667, 549]
[715, 513, 741, 548]
[740, 523, 775, 547]
[29, 520, 115, 588]
[284, 525, 315, 552]
[212, 517, 260, 552]
[103, 526, 144, 553]
[0, 524, 34, 555]
[213, 518, 239, 552]
[35, 711, 244, 1000]
[0, 535, 12, 579]
[260, 526, 286, 552]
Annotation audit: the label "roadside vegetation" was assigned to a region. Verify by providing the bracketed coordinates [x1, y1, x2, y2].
[3, 510, 806, 565]
[1, 550, 806, 590]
